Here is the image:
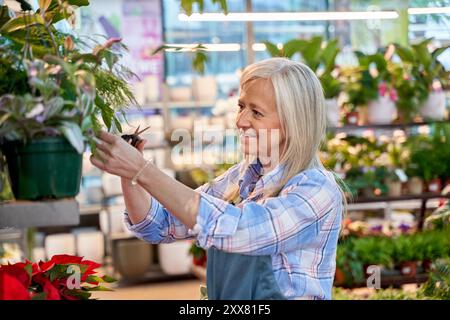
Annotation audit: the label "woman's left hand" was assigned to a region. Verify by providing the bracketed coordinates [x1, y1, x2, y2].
[90, 131, 147, 179]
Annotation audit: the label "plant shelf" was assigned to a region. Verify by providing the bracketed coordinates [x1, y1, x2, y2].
[0, 198, 80, 228]
[329, 119, 450, 132]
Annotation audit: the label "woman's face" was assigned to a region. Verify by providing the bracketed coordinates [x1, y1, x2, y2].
[236, 78, 285, 164]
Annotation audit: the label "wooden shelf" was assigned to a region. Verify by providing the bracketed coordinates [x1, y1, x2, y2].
[0, 198, 80, 228]
[329, 119, 450, 132]
[336, 273, 429, 289]
[351, 192, 450, 204]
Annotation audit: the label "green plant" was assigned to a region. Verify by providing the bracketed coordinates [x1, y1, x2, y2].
[189, 242, 206, 266]
[153, 44, 209, 75]
[414, 231, 447, 263]
[394, 38, 450, 97]
[418, 260, 450, 300]
[336, 238, 365, 285]
[264, 36, 342, 99]
[180, 0, 228, 15]
[406, 130, 448, 182]
[392, 234, 421, 263]
[342, 50, 395, 111]
[0, 1, 137, 152]
[352, 236, 393, 267]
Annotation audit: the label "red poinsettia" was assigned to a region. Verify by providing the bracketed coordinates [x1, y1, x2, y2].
[0, 255, 116, 300]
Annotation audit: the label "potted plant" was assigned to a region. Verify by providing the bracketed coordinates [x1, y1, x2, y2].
[394, 38, 450, 121]
[264, 36, 343, 127]
[0, 1, 136, 200]
[335, 238, 365, 286]
[343, 51, 397, 125]
[352, 236, 393, 278]
[406, 134, 444, 194]
[393, 234, 420, 277]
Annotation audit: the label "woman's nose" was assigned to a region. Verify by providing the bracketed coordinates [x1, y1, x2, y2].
[236, 108, 251, 129]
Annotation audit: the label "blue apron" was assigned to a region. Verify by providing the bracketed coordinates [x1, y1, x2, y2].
[206, 247, 286, 300]
[204, 159, 286, 300]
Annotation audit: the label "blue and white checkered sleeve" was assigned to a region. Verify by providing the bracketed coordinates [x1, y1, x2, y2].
[124, 162, 243, 244]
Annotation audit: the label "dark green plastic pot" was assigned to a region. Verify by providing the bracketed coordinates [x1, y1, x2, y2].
[2, 137, 83, 200]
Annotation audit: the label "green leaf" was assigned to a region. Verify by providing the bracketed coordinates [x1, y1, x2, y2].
[43, 96, 64, 119]
[101, 274, 117, 283]
[100, 104, 114, 131]
[263, 41, 281, 57]
[283, 39, 307, 59]
[321, 39, 339, 73]
[0, 113, 11, 127]
[298, 36, 322, 71]
[59, 121, 85, 154]
[113, 116, 122, 133]
[0, 5, 11, 29]
[0, 14, 45, 34]
[432, 45, 450, 59]
[192, 51, 208, 74]
[82, 285, 114, 292]
[31, 292, 48, 300]
[102, 50, 119, 71]
[63, 288, 92, 300]
[37, 0, 90, 24]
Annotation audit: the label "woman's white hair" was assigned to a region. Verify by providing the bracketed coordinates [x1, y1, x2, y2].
[225, 57, 346, 203]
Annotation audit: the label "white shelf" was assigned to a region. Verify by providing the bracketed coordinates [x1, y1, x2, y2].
[128, 100, 216, 111]
[0, 199, 79, 228]
[347, 199, 442, 211]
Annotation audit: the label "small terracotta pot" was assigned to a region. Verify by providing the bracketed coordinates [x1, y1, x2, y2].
[399, 261, 417, 277]
[422, 259, 433, 273]
[427, 179, 442, 193]
[346, 111, 359, 125]
[334, 267, 345, 284]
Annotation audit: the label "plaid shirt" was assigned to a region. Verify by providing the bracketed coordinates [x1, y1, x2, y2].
[124, 160, 343, 300]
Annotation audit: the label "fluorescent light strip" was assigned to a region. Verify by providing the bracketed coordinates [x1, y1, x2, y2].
[178, 11, 399, 22]
[408, 7, 450, 14]
[164, 43, 241, 52]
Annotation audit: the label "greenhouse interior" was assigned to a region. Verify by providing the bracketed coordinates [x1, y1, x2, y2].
[0, 0, 449, 301]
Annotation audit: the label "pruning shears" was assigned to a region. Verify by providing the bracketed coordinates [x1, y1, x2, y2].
[121, 125, 150, 148]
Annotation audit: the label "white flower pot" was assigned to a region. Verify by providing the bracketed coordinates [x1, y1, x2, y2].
[169, 86, 192, 102]
[192, 76, 217, 101]
[45, 233, 76, 257]
[325, 98, 340, 127]
[144, 75, 160, 102]
[387, 180, 402, 197]
[407, 177, 423, 195]
[76, 231, 104, 263]
[419, 91, 446, 120]
[367, 96, 397, 124]
[158, 240, 192, 275]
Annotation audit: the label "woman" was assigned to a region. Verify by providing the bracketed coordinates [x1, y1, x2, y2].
[91, 58, 344, 300]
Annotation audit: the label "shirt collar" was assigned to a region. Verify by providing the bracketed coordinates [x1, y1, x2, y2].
[238, 158, 285, 200]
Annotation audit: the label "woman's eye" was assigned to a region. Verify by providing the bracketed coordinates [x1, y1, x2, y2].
[238, 104, 245, 112]
[252, 110, 263, 118]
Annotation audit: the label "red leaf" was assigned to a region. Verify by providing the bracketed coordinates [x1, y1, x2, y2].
[38, 260, 55, 273]
[0, 270, 30, 300]
[0, 264, 31, 288]
[49, 254, 83, 265]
